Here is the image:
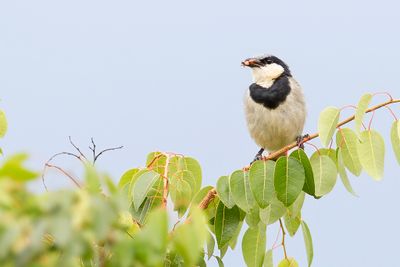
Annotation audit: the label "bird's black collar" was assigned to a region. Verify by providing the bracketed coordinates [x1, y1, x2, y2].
[249, 75, 291, 109]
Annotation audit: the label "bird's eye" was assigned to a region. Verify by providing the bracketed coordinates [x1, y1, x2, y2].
[265, 59, 273, 64]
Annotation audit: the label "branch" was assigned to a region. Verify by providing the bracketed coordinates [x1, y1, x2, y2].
[44, 163, 82, 188]
[197, 98, 400, 210]
[279, 219, 288, 259]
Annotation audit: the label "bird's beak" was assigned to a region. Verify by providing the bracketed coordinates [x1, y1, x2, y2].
[241, 58, 262, 68]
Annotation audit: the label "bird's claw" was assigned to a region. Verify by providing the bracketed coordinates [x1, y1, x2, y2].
[296, 134, 310, 149]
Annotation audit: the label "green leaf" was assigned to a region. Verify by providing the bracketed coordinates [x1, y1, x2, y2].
[278, 258, 299, 267]
[249, 160, 275, 208]
[259, 197, 286, 225]
[284, 211, 301, 237]
[170, 178, 192, 218]
[146, 152, 167, 174]
[228, 221, 243, 250]
[274, 157, 305, 207]
[290, 149, 315, 196]
[131, 177, 163, 225]
[118, 168, 140, 188]
[207, 232, 215, 260]
[191, 186, 219, 220]
[168, 156, 202, 195]
[301, 221, 314, 267]
[172, 207, 208, 266]
[216, 175, 235, 208]
[0, 110, 7, 138]
[336, 128, 362, 176]
[390, 120, 400, 164]
[229, 170, 254, 213]
[170, 170, 195, 217]
[132, 170, 161, 211]
[318, 106, 340, 147]
[310, 153, 337, 197]
[337, 149, 358, 197]
[245, 206, 260, 228]
[358, 130, 385, 180]
[242, 225, 266, 267]
[0, 153, 38, 181]
[288, 192, 305, 218]
[216, 256, 224, 267]
[263, 250, 273, 267]
[354, 93, 372, 135]
[214, 202, 240, 249]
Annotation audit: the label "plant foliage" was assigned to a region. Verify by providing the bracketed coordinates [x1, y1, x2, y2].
[0, 93, 399, 266]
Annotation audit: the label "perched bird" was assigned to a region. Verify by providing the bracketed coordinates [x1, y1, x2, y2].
[242, 55, 307, 162]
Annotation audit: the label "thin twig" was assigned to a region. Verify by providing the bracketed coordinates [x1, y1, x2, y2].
[45, 163, 82, 188]
[279, 219, 288, 259]
[162, 155, 170, 208]
[69, 136, 88, 161]
[94, 146, 124, 163]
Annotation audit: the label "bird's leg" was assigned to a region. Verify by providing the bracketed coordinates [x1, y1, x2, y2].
[296, 134, 310, 149]
[251, 148, 265, 165]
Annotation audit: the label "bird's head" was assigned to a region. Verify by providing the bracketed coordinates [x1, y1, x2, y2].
[242, 55, 291, 87]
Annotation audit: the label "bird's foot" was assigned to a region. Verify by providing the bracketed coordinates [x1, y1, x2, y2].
[250, 148, 265, 165]
[296, 134, 310, 150]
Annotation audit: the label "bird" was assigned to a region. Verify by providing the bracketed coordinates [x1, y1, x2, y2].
[242, 55, 307, 162]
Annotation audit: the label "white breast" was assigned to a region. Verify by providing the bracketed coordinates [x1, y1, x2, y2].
[244, 78, 306, 152]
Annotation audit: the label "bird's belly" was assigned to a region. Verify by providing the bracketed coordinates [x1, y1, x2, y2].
[244, 90, 306, 152]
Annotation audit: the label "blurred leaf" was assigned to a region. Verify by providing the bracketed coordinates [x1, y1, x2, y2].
[337, 149, 358, 197]
[229, 170, 254, 213]
[0, 153, 38, 181]
[0, 110, 7, 138]
[390, 120, 400, 164]
[358, 130, 385, 180]
[172, 207, 208, 266]
[318, 106, 340, 147]
[278, 258, 299, 267]
[84, 164, 102, 193]
[284, 211, 301, 237]
[274, 157, 305, 207]
[214, 202, 240, 249]
[290, 149, 315, 196]
[216, 175, 235, 209]
[310, 153, 337, 197]
[242, 225, 266, 267]
[132, 170, 161, 211]
[336, 128, 362, 176]
[249, 160, 275, 208]
[263, 250, 273, 267]
[259, 197, 286, 225]
[301, 220, 314, 267]
[354, 93, 372, 135]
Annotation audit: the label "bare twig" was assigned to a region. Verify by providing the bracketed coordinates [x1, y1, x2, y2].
[45, 163, 82, 188]
[69, 136, 88, 161]
[94, 146, 124, 163]
[162, 155, 170, 208]
[279, 219, 288, 259]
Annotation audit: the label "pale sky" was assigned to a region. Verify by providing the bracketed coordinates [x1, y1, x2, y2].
[1, 0, 400, 266]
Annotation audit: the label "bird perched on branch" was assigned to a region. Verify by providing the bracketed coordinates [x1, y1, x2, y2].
[242, 55, 306, 162]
